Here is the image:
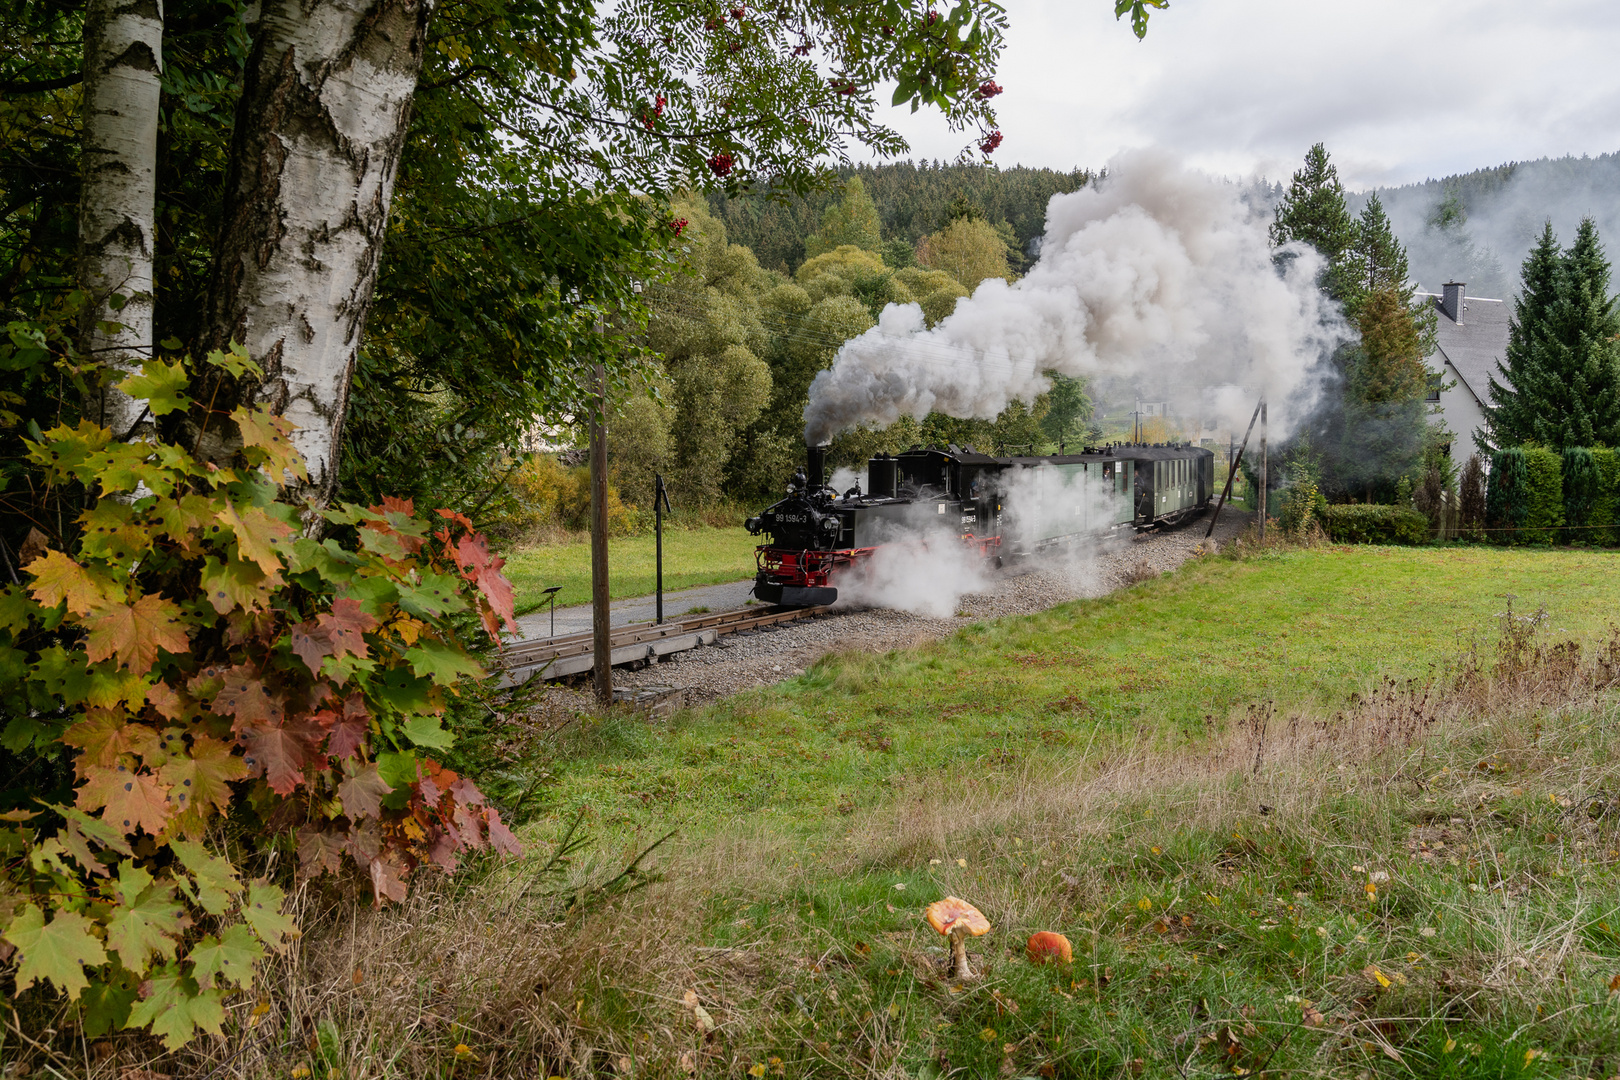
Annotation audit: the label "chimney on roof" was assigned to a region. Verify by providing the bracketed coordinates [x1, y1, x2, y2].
[1440, 282, 1466, 324]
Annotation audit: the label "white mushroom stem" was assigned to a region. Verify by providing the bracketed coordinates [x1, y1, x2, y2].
[949, 925, 973, 980]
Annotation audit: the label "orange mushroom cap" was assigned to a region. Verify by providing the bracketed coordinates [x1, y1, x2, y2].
[1026, 931, 1073, 964]
[925, 897, 991, 937]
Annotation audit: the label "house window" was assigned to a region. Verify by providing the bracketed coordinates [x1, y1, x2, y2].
[1426, 374, 1441, 402]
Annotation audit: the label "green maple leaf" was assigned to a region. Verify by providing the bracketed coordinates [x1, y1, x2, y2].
[81, 978, 137, 1037]
[25, 549, 114, 616]
[401, 713, 455, 750]
[394, 571, 468, 619]
[159, 735, 248, 821]
[215, 501, 294, 574]
[404, 639, 484, 686]
[188, 923, 263, 990]
[77, 499, 151, 563]
[201, 341, 260, 378]
[199, 555, 275, 615]
[232, 405, 308, 483]
[125, 968, 226, 1050]
[104, 861, 185, 974]
[3, 902, 108, 1000]
[116, 358, 194, 415]
[171, 838, 243, 916]
[62, 709, 161, 768]
[83, 592, 191, 672]
[242, 880, 296, 949]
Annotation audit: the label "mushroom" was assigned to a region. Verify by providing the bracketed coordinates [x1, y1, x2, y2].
[925, 896, 991, 980]
[1025, 931, 1073, 965]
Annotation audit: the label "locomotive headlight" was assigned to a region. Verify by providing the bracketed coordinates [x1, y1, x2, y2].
[745, 516, 762, 534]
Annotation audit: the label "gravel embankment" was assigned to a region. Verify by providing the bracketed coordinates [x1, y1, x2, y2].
[536, 509, 1251, 709]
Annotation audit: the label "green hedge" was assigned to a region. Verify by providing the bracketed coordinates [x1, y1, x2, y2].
[1521, 445, 1563, 543]
[1320, 504, 1431, 544]
[1590, 447, 1619, 544]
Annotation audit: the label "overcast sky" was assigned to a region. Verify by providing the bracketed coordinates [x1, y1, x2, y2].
[879, 0, 1620, 190]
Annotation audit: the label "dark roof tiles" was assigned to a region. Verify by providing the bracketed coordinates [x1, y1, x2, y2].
[1430, 295, 1512, 403]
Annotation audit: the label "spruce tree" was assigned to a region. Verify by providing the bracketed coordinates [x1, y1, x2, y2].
[1271, 143, 1358, 301]
[1343, 193, 1411, 317]
[1486, 219, 1620, 449]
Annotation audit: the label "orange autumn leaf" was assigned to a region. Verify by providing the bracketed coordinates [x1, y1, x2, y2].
[83, 593, 191, 671]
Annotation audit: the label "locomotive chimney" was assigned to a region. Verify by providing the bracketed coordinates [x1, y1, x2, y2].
[806, 442, 828, 491]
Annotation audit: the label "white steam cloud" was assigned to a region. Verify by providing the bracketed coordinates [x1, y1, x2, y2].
[832, 508, 991, 618]
[803, 149, 1348, 445]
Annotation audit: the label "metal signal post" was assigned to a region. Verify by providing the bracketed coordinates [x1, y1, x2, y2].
[654, 474, 672, 624]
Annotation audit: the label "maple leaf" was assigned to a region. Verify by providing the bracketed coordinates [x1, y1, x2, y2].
[170, 839, 243, 916]
[189, 924, 263, 990]
[325, 695, 369, 760]
[337, 762, 392, 820]
[241, 718, 322, 795]
[454, 533, 517, 633]
[126, 969, 227, 1051]
[402, 713, 454, 750]
[215, 501, 293, 574]
[78, 764, 171, 836]
[231, 405, 307, 483]
[159, 735, 248, 819]
[104, 861, 185, 974]
[25, 549, 114, 615]
[297, 826, 347, 877]
[77, 500, 151, 562]
[3, 903, 108, 1000]
[83, 593, 191, 672]
[435, 507, 474, 531]
[145, 680, 191, 722]
[485, 807, 522, 857]
[62, 709, 161, 769]
[210, 665, 280, 728]
[368, 855, 409, 905]
[242, 880, 296, 949]
[200, 555, 276, 615]
[404, 639, 484, 685]
[116, 358, 194, 416]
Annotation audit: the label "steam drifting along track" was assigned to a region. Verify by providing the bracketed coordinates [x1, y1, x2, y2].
[499, 604, 833, 684]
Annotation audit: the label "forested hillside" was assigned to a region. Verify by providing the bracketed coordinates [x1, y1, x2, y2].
[709, 162, 1094, 274]
[1350, 151, 1620, 297]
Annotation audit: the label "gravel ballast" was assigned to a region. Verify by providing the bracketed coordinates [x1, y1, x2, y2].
[531, 509, 1251, 709]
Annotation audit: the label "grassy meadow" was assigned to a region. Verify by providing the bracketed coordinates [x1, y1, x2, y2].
[503, 524, 760, 613]
[206, 545, 1620, 1079]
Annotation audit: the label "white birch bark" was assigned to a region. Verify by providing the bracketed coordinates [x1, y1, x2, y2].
[203, 0, 432, 509]
[79, 0, 163, 438]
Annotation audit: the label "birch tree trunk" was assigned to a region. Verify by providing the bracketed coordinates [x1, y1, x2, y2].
[79, 0, 163, 437]
[200, 0, 432, 508]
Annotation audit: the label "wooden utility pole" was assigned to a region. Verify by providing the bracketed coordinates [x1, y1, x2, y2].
[1206, 399, 1262, 539]
[1257, 398, 1268, 542]
[589, 363, 612, 707]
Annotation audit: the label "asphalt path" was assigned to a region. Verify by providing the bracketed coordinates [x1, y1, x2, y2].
[508, 577, 757, 640]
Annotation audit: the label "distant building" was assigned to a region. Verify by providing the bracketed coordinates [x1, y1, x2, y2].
[1422, 281, 1510, 465]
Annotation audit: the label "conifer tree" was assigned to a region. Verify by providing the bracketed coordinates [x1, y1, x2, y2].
[1486, 219, 1620, 449]
[1343, 193, 1411, 318]
[1270, 143, 1357, 301]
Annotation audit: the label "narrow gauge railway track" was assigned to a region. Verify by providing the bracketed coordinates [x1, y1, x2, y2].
[499, 603, 834, 684]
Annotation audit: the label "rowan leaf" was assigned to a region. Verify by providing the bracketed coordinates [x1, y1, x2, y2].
[404, 639, 484, 685]
[189, 924, 263, 990]
[337, 762, 392, 820]
[3, 903, 108, 1000]
[159, 735, 248, 819]
[242, 880, 296, 949]
[170, 839, 243, 916]
[78, 764, 171, 836]
[116, 358, 193, 416]
[215, 501, 293, 574]
[125, 968, 226, 1050]
[83, 593, 191, 672]
[232, 405, 307, 483]
[104, 862, 184, 974]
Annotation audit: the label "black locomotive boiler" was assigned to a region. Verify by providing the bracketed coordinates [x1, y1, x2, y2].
[746, 441, 1215, 606]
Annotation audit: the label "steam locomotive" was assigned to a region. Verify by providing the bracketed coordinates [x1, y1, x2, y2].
[746, 441, 1216, 606]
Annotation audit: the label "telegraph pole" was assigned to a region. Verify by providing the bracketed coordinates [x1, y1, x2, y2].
[1257, 398, 1268, 542]
[589, 363, 611, 707]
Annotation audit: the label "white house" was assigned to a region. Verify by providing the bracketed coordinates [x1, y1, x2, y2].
[1422, 281, 1510, 466]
